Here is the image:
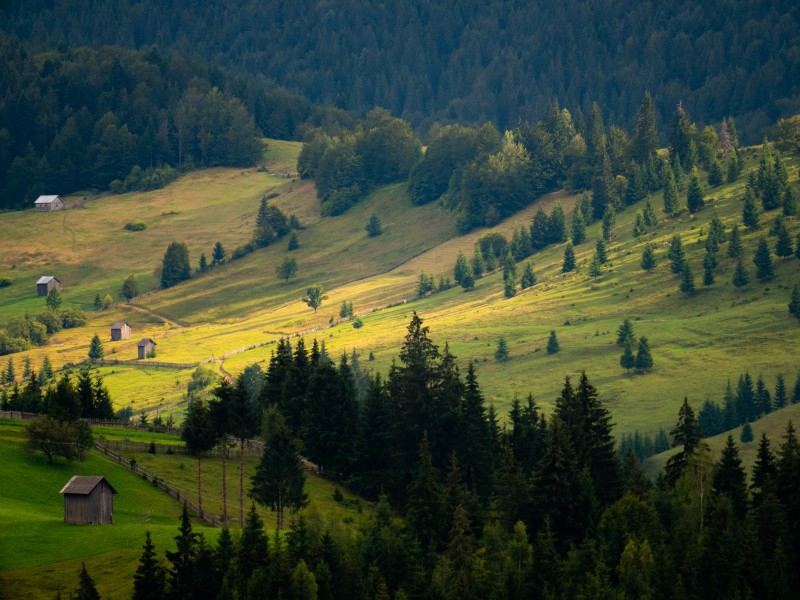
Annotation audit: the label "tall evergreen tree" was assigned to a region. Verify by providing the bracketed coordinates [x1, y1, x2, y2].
[88, 334, 104, 360]
[620, 338, 635, 374]
[733, 258, 750, 287]
[783, 185, 798, 218]
[588, 252, 602, 279]
[181, 398, 218, 519]
[665, 397, 703, 486]
[753, 237, 774, 281]
[595, 239, 607, 264]
[703, 250, 716, 285]
[616, 319, 636, 346]
[546, 330, 560, 355]
[742, 185, 761, 230]
[631, 91, 659, 163]
[562, 242, 575, 273]
[775, 219, 793, 259]
[668, 234, 686, 274]
[571, 206, 586, 245]
[133, 531, 166, 600]
[73, 563, 101, 600]
[161, 241, 191, 288]
[751, 433, 778, 505]
[686, 168, 705, 213]
[453, 251, 469, 286]
[211, 241, 226, 266]
[727, 224, 744, 258]
[663, 170, 680, 216]
[165, 505, 199, 600]
[602, 204, 616, 241]
[643, 196, 658, 228]
[519, 261, 536, 289]
[635, 337, 654, 373]
[679, 262, 696, 295]
[789, 284, 800, 319]
[641, 245, 657, 272]
[711, 435, 749, 518]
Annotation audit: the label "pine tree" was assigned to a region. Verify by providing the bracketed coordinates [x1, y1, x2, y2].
[503, 277, 516, 298]
[616, 319, 635, 346]
[254, 197, 275, 247]
[588, 252, 602, 279]
[727, 224, 744, 258]
[73, 563, 101, 600]
[708, 159, 724, 187]
[774, 219, 793, 258]
[161, 241, 191, 288]
[635, 337, 654, 373]
[546, 330, 560, 355]
[643, 196, 658, 228]
[460, 263, 475, 291]
[641, 245, 657, 272]
[753, 237, 774, 281]
[88, 334, 104, 360]
[775, 374, 788, 410]
[732, 258, 750, 287]
[595, 239, 607, 264]
[495, 338, 509, 362]
[751, 433, 777, 504]
[663, 171, 680, 216]
[287, 232, 299, 250]
[405, 433, 444, 552]
[742, 185, 761, 230]
[632, 211, 647, 237]
[198, 253, 208, 272]
[453, 251, 469, 285]
[471, 249, 485, 279]
[93, 293, 102, 310]
[548, 202, 567, 244]
[789, 283, 800, 318]
[365, 213, 383, 237]
[211, 241, 226, 266]
[703, 250, 715, 285]
[711, 435, 748, 518]
[571, 206, 586, 245]
[631, 91, 659, 163]
[668, 234, 685, 274]
[620, 339, 635, 373]
[562, 242, 575, 273]
[520, 262, 536, 289]
[4, 358, 15, 384]
[133, 531, 166, 600]
[686, 168, 705, 213]
[783, 185, 798, 218]
[679, 262, 696, 295]
[602, 204, 616, 241]
[166, 505, 198, 599]
[665, 397, 703, 486]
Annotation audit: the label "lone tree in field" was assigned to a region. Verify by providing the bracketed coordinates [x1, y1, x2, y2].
[742, 185, 761, 231]
[547, 330, 560, 355]
[161, 242, 191, 288]
[121, 275, 139, 302]
[302, 285, 327, 313]
[365, 213, 383, 237]
[74, 563, 101, 600]
[595, 239, 608, 264]
[668, 234, 686, 274]
[495, 337, 509, 362]
[276, 257, 298, 283]
[588, 252, 602, 280]
[250, 411, 307, 530]
[287, 232, 299, 251]
[663, 171, 680, 216]
[727, 224, 744, 258]
[88, 334, 104, 360]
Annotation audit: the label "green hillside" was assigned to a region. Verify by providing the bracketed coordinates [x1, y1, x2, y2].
[1, 142, 799, 440]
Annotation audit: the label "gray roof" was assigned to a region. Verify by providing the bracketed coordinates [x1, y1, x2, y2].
[60, 476, 117, 495]
[137, 338, 157, 347]
[34, 195, 62, 204]
[36, 276, 60, 284]
[110, 322, 131, 329]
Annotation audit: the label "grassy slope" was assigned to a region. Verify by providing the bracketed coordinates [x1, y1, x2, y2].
[1, 143, 799, 438]
[0, 419, 369, 599]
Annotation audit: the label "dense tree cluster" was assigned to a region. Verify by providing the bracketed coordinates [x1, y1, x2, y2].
[1, 306, 86, 356]
[4, 1, 798, 144]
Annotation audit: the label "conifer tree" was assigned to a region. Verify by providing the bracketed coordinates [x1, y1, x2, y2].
[548, 202, 567, 244]
[663, 171, 680, 216]
[702, 250, 715, 285]
[120, 274, 139, 301]
[546, 330, 560, 355]
[405, 433, 444, 552]
[774, 219, 793, 259]
[93, 293, 102, 310]
[198, 253, 208, 272]
[732, 258, 750, 287]
[789, 283, 800, 318]
[254, 197, 275, 247]
[751, 433, 777, 504]
[686, 168, 705, 213]
[571, 206, 586, 245]
[73, 563, 101, 600]
[562, 242, 575, 273]
[632, 211, 647, 237]
[161, 241, 191, 288]
[182, 398, 218, 519]
[641, 245, 657, 272]
[711, 435, 748, 518]
[727, 224, 744, 258]
[495, 338, 509, 362]
[471, 249, 485, 279]
[631, 91, 659, 163]
[616, 319, 635, 346]
[503, 277, 516, 298]
[620, 339, 635, 373]
[679, 262, 695, 295]
[287, 232, 299, 250]
[665, 397, 703, 486]
[519, 262, 536, 289]
[707, 159, 724, 187]
[668, 234, 685, 274]
[635, 337, 654, 373]
[643, 196, 658, 228]
[460, 262, 475, 291]
[774, 374, 788, 410]
[133, 531, 166, 600]
[484, 245, 497, 271]
[595, 239, 607, 264]
[783, 185, 798, 218]
[588, 252, 602, 279]
[602, 204, 616, 241]
[753, 237, 774, 281]
[88, 334, 104, 360]
[365, 213, 383, 237]
[742, 185, 761, 230]
[453, 251, 469, 285]
[211, 241, 226, 266]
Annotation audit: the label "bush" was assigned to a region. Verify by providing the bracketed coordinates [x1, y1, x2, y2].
[124, 220, 148, 231]
[352, 317, 363, 329]
[35, 309, 62, 334]
[60, 308, 87, 328]
[0, 277, 11, 287]
[232, 243, 254, 260]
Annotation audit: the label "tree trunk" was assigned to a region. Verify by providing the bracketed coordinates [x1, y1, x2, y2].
[221, 439, 228, 527]
[240, 439, 245, 528]
[197, 455, 203, 519]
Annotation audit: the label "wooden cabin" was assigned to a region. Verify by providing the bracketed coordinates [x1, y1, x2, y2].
[59, 476, 117, 525]
[36, 275, 61, 296]
[110, 322, 132, 341]
[34, 195, 64, 211]
[137, 338, 156, 359]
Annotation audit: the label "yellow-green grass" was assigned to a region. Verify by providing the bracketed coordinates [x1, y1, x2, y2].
[645, 402, 800, 477]
[0, 420, 216, 599]
[262, 138, 304, 173]
[97, 364, 199, 417]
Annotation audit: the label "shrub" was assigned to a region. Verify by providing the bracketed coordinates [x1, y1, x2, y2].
[0, 277, 11, 287]
[60, 308, 87, 328]
[352, 317, 363, 329]
[124, 220, 148, 231]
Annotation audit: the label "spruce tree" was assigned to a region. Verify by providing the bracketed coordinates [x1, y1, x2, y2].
[588, 252, 602, 279]
[727, 148, 742, 183]
[751, 433, 777, 504]
[774, 219, 793, 258]
[686, 168, 705, 213]
[161, 241, 191, 288]
[198, 253, 208, 272]
[562, 242, 575, 273]
[365, 213, 382, 237]
[503, 277, 516, 298]
[460, 263, 475, 291]
[254, 197, 275, 247]
[520, 261, 536, 289]
[287, 232, 299, 250]
[595, 239, 607, 264]
[679, 262, 695, 295]
[166, 505, 198, 599]
[405, 433, 445, 552]
[133, 531, 166, 600]
[571, 206, 586, 245]
[643, 196, 658, 228]
[4, 358, 15, 384]
[667, 234, 685, 274]
[775, 374, 788, 410]
[707, 159, 724, 187]
[632, 211, 647, 237]
[88, 334, 104, 360]
[73, 563, 101, 600]
[471, 248, 485, 279]
[783, 185, 798, 218]
[546, 330, 560, 355]
[727, 224, 744, 258]
[211, 241, 226, 265]
[664, 397, 703, 486]
[742, 185, 761, 230]
[753, 236, 774, 281]
[548, 202, 567, 244]
[616, 319, 635, 346]
[495, 338, 509, 362]
[631, 91, 659, 163]
[711, 435, 748, 518]
[602, 204, 616, 241]
[702, 250, 715, 285]
[732, 258, 749, 287]
[635, 337, 654, 373]
[789, 283, 800, 318]
[620, 339, 635, 373]
[93, 293, 102, 310]
[663, 171, 680, 216]
[453, 251, 469, 285]
[641, 245, 657, 272]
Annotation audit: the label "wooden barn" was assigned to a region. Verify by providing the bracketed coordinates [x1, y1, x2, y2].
[36, 275, 61, 296]
[110, 322, 132, 341]
[137, 338, 156, 359]
[59, 476, 117, 525]
[34, 195, 64, 211]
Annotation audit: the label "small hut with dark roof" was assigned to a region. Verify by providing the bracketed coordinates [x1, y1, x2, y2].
[59, 476, 117, 525]
[36, 275, 61, 296]
[137, 338, 156, 359]
[110, 322, 132, 341]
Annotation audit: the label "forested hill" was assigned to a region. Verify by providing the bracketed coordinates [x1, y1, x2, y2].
[3, 0, 799, 142]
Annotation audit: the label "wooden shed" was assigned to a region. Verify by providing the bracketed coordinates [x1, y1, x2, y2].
[36, 275, 61, 296]
[110, 322, 132, 341]
[59, 476, 117, 525]
[137, 338, 156, 359]
[34, 195, 64, 211]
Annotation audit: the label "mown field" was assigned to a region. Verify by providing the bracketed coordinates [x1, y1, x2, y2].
[0, 418, 370, 599]
[1, 143, 799, 439]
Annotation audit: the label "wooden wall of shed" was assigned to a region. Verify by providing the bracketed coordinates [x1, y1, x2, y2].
[63, 485, 113, 525]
